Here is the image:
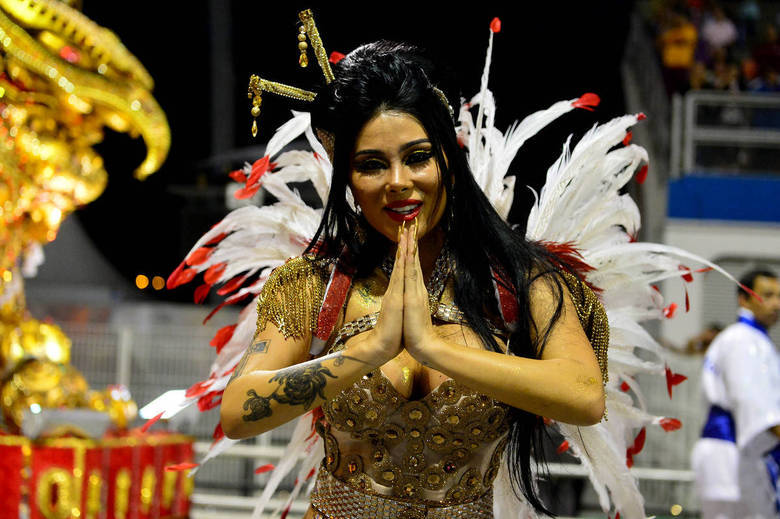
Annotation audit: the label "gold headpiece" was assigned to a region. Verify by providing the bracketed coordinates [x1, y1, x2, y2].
[247, 9, 333, 137]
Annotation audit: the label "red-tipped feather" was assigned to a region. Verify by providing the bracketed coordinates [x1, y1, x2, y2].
[663, 302, 678, 319]
[665, 365, 688, 398]
[622, 131, 632, 146]
[637, 112, 647, 121]
[255, 464, 275, 474]
[572, 93, 600, 111]
[205, 232, 228, 246]
[141, 412, 164, 433]
[248, 156, 272, 186]
[620, 381, 631, 392]
[197, 391, 223, 411]
[165, 261, 187, 290]
[329, 51, 345, 64]
[185, 379, 212, 398]
[234, 183, 262, 200]
[228, 169, 247, 183]
[210, 324, 237, 353]
[659, 417, 682, 431]
[204, 263, 226, 285]
[186, 247, 213, 266]
[194, 284, 210, 304]
[635, 165, 648, 184]
[202, 291, 251, 323]
[216, 275, 246, 296]
[490, 17, 502, 33]
[556, 440, 570, 454]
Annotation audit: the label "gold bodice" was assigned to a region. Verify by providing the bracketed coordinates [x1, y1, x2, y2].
[319, 366, 510, 504]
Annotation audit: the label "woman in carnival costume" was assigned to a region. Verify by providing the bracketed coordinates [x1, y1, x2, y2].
[167, 11, 739, 519]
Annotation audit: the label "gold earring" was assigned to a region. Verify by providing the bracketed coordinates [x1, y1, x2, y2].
[298, 25, 309, 68]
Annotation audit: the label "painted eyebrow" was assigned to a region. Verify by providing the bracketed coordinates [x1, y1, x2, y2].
[353, 139, 431, 158]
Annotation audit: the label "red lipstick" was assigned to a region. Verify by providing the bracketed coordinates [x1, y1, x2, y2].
[384, 199, 422, 222]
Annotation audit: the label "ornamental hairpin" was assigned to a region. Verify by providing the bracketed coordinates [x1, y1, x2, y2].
[247, 9, 333, 137]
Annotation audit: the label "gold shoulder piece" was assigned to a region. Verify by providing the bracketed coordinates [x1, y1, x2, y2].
[559, 270, 609, 384]
[255, 257, 329, 340]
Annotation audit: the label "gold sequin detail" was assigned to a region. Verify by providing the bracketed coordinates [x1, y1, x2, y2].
[560, 270, 610, 383]
[255, 256, 330, 339]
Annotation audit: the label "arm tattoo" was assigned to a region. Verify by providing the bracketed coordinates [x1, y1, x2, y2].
[229, 338, 269, 384]
[240, 353, 366, 423]
[242, 360, 336, 422]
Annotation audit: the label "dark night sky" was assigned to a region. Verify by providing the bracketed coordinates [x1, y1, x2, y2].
[73, 2, 635, 301]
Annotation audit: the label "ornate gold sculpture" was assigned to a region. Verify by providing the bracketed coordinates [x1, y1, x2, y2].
[0, 0, 169, 432]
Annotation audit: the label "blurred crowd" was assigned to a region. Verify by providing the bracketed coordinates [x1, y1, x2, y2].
[646, 0, 780, 95]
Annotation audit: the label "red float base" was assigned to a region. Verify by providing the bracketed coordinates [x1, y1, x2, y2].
[0, 432, 194, 519]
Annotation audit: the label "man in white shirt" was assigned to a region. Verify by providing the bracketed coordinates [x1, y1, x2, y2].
[692, 268, 780, 518]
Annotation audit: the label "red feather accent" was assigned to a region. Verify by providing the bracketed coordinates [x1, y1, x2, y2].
[616, 513, 621, 519]
[685, 286, 690, 312]
[228, 169, 247, 183]
[204, 263, 226, 285]
[631, 427, 647, 455]
[665, 365, 688, 398]
[622, 131, 632, 146]
[210, 324, 237, 353]
[141, 412, 164, 433]
[490, 17, 502, 33]
[556, 440, 570, 454]
[679, 265, 694, 283]
[167, 261, 194, 289]
[626, 450, 634, 468]
[329, 51, 346, 63]
[620, 381, 631, 392]
[659, 417, 682, 431]
[306, 467, 317, 480]
[663, 302, 678, 319]
[637, 112, 647, 121]
[572, 92, 600, 111]
[248, 156, 272, 186]
[185, 379, 212, 398]
[255, 463, 275, 474]
[194, 283, 210, 304]
[651, 284, 660, 293]
[186, 247, 213, 266]
[212, 422, 225, 441]
[205, 232, 228, 246]
[217, 275, 246, 296]
[636, 165, 648, 184]
[165, 462, 199, 472]
[202, 291, 252, 323]
[234, 183, 262, 200]
[538, 241, 601, 293]
[197, 391, 223, 411]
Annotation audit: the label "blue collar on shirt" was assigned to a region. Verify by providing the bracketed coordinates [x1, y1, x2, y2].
[737, 308, 770, 338]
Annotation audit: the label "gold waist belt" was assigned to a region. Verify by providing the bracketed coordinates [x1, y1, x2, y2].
[309, 466, 494, 519]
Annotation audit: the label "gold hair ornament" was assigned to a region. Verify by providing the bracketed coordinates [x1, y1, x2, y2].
[248, 9, 332, 137]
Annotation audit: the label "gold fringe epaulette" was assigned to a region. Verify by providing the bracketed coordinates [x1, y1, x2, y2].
[255, 256, 330, 339]
[560, 270, 609, 384]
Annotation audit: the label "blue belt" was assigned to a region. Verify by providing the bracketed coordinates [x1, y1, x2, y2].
[701, 405, 736, 442]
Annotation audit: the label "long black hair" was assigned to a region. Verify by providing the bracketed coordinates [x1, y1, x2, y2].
[306, 41, 568, 514]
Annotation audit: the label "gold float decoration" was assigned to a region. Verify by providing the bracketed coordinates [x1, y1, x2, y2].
[0, 0, 169, 431]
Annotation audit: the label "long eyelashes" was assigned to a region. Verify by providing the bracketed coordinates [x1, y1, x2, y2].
[353, 150, 433, 173]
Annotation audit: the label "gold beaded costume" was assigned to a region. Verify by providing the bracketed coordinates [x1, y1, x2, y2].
[252, 256, 608, 518]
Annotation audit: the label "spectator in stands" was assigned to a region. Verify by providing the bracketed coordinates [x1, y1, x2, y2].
[691, 268, 780, 519]
[658, 11, 699, 94]
[701, 5, 739, 54]
[753, 24, 780, 79]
